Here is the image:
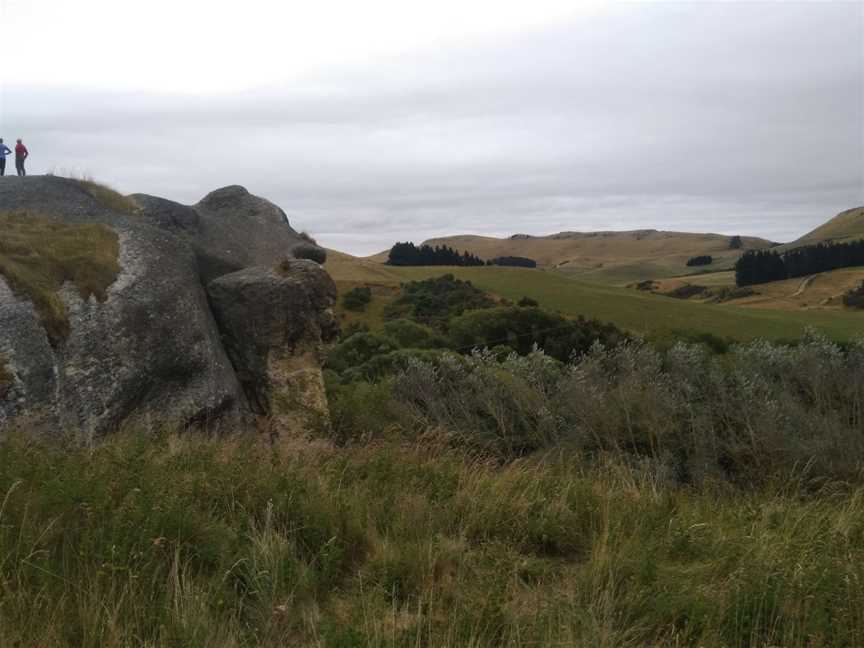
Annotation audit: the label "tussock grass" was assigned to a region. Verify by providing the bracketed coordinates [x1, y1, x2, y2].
[73, 178, 140, 214]
[0, 212, 120, 346]
[1, 432, 863, 647]
[46, 171, 140, 215]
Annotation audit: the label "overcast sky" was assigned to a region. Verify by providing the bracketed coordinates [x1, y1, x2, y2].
[1, 0, 862, 255]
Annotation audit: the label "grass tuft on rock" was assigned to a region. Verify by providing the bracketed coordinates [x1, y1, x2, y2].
[73, 178, 140, 214]
[0, 212, 121, 346]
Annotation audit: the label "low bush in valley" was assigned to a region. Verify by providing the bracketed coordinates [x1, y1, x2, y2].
[341, 285, 373, 311]
[0, 211, 121, 346]
[381, 319, 446, 348]
[449, 306, 627, 361]
[383, 274, 495, 329]
[665, 284, 709, 299]
[710, 285, 757, 302]
[686, 255, 713, 267]
[488, 256, 537, 268]
[843, 281, 864, 309]
[633, 279, 659, 291]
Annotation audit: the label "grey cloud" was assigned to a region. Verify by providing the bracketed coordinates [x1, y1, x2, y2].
[1, 2, 861, 255]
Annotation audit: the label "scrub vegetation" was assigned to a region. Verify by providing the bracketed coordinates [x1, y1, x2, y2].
[3, 251, 864, 647]
[0, 212, 121, 346]
[843, 281, 864, 309]
[3, 344, 864, 648]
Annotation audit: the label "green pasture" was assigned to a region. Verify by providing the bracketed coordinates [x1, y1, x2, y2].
[344, 266, 862, 341]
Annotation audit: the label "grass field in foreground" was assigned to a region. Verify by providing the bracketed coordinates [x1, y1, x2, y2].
[2, 432, 862, 648]
[328, 262, 863, 341]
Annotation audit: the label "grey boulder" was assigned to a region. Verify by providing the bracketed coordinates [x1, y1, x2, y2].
[0, 175, 336, 438]
[207, 259, 338, 439]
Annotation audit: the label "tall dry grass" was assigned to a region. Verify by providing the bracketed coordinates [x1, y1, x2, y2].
[1, 431, 862, 647]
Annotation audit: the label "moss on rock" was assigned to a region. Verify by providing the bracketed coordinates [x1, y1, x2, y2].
[0, 212, 121, 346]
[0, 356, 11, 398]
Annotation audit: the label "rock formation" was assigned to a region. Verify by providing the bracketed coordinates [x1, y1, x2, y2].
[0, 175, 335, 438]
[208, 260, 338, 440]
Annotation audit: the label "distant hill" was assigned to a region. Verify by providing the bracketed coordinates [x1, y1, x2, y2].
[788, 206, 864, 246]
[365, 207, 864, 285]
[399, 230, 776, 284]
[325, 249, 404, 283]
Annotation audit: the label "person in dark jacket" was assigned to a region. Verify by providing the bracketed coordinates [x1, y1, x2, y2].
[15, 139, 28, 176]
[0, 139, 11, 176]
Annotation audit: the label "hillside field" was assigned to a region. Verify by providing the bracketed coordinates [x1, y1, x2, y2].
[324, 257, 864, 341]
[389, 230, 776, 285]
[787, 206, 864, 247]
[652, 268, 864, 311]
[365, 206, 864, 289]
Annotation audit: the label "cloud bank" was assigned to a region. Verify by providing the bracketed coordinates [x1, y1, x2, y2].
[1, 2, 861, 255]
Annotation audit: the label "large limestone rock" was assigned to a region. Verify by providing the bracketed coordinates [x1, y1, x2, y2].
[133, 185, 326, 283]
[207, 260, 338, 439]
[0, 226, 243, 435]
[0, 175, 335, 437]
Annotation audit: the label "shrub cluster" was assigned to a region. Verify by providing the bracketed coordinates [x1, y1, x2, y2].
[487, 256, 537, 268]
[686, 255, 713, 267]
[383, 274, 496, 329]
[328, 274, 625, 382]
[338, 332, 864, 485]
[664, 284, 708, 299]
[843, 281, 864, 309]
[342, 285, 372, 311]
[449, 306, 626, 361]
[710, 285, 756, 302]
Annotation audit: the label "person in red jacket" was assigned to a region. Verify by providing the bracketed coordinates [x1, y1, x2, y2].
[15, 139, 28, 176]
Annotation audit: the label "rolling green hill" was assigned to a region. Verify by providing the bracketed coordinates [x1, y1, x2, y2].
[325, 256, 863, 341]
[399, 230, 774, 285]
[366, 206, 864, 286]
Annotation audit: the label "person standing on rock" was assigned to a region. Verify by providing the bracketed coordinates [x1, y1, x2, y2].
[15, 139, 29, 176]
[0, 139, 11, 176]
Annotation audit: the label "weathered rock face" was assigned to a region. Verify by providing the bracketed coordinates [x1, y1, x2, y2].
[207, 260, 338, 439]
[0, 176, 336, 437]
[133, 185, 326, 283]
[0, 226, 243, 434]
